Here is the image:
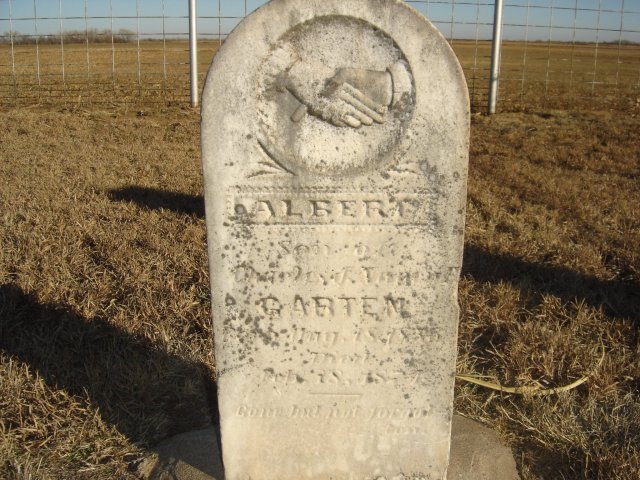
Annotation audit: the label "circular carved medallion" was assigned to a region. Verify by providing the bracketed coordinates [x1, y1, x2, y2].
[257, 16, 415, 177]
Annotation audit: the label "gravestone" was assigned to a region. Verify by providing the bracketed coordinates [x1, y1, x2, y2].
[201, 0, 469, 479]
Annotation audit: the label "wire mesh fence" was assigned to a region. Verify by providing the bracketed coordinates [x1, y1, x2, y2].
[0, 0, 639, 111]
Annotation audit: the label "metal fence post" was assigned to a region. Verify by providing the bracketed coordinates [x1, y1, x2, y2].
[488, 0, 504, 114]
[189, 0, 199, 107]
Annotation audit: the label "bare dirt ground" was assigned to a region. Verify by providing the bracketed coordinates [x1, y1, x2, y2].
[0, 41, 639, 480]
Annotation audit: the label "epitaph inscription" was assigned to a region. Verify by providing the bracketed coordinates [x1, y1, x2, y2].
[202, 1, 469, 479]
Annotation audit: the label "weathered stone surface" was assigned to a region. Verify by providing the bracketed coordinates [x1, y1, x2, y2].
[201, 1, 469, 479]
[137, 428, 224, 480]
[137, 418, 520, 480]
[448, 416, 520, 480]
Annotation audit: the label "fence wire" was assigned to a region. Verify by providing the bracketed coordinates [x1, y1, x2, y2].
[0, 0, 639, 111]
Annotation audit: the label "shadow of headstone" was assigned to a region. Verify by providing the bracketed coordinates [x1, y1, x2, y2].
[0, 283, 217, 444]
[108, 186, 205, 219]
[462, 244, 640, 322]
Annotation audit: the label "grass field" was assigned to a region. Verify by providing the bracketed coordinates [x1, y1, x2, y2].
[1, 40, 639, 111]
[0, 37, 639, 480]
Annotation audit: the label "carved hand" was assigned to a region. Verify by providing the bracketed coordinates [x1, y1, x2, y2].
[329, 68, 393, 109]
[284, 63, 393, 128]
[310, 81, 388, 128]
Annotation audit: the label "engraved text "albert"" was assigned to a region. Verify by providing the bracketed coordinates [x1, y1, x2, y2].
[231, 196, 430, 224]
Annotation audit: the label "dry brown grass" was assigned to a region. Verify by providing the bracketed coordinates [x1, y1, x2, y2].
[0, 51, 639, 479]
[458, 109, 640, 479]
[0, 40, 221, 106]
[1, 40, 639, 111]
[0, 106, 213, 479]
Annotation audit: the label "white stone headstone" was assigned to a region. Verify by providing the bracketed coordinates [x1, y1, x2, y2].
[201, 1, 469, 478]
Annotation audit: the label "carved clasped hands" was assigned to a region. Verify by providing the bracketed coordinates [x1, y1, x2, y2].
[281, 61, 400, 129]
[267, 43, 411, 129]
[292, 68, 392, 128]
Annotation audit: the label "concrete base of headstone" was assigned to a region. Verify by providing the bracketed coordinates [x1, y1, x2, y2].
[136, 428, 224, 480]
[446, 416, 520, 480]
[137, 416, 520, 480]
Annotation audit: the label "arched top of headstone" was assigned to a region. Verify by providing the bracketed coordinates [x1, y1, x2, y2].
[202, 0, 469, 183]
